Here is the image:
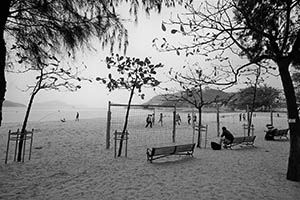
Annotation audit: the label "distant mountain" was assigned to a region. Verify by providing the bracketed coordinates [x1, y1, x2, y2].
[3, 100, 26, 107]
[145, 88, 234, 108]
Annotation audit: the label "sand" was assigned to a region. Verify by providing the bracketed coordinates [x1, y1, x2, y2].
[0, 113, 299, 200]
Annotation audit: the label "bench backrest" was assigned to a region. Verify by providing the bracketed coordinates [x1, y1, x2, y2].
[232, 137, 245, 144]
[232, 136, 256, 144]
[152, 146, 176, 156]
[243, 136, 256, 143]
[275, 129, 288, 136]
[175, 144, 195, 153]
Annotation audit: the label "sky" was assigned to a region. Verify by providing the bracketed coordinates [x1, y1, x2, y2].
[5, 2, 283, 108]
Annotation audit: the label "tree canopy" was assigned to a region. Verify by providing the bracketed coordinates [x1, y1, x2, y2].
[0, 0, 190, 125]
[232, 85, 281, 110]
[154, 0, 300, 181]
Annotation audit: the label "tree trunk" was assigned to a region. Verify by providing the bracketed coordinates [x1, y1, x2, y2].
[196, 106, 202, 148]
[17, 92, 36, 161]
[278, 60, 300, 182]
[0, 0, 11, 126]
[117, 86, 135, 157]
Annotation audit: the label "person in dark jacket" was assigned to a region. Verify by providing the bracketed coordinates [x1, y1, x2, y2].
[221, 127, 234, 145]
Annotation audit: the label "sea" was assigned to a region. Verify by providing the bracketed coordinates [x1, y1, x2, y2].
[2, 106, 108, 123]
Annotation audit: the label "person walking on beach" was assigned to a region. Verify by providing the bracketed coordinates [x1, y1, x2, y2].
[193, 115, 197, 124]
[152, 112, 155, 126]
[220, 127, 234, 147]
[176, 113, 181, 125]
[145, 114, 152, 128]
[75, 112, 79, 121]
[187, 113, 191, 125]
[158, 113, 163, 126]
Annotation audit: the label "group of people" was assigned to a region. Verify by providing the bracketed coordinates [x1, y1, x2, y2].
[145, 112, 198, 127]
[145, 112, 164, 128]
[187, 113, 197, 125]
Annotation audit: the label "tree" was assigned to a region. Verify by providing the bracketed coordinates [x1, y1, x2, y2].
[164, 63, 232, 147]
[154, 0, 300, 181]
[0, 0, 190, 126]
[96, 54, 163, 156]
[11, 51, 89, 162]
[235, 85, 281, 111]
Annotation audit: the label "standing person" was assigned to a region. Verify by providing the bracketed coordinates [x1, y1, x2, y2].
[193, 115, 197, 124]
[187, 113, 191, 125]
[158, 113, 163, 126]
[242, 113, 246, 121]
[145, 114, 152, 128]
[152, 112, 155, 126]
[176, 113, 181, 125]
[220, 127, 234, 147]
[75, 112, 79, 121]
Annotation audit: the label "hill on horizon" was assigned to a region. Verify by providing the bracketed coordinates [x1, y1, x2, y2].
[3, 100, 26, 107]
[145, 88, 234, 107]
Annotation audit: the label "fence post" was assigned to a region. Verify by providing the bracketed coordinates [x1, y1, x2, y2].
[106, 101, 111, 149]
[172, 106, 176, 143]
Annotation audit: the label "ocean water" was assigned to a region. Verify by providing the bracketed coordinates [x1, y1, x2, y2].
[2, 106, 108, 123]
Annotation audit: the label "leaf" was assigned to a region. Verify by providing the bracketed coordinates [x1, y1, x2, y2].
[180, 24, 184, 32]
[161, 23, 166, 31]
[171, 29, 177, 34]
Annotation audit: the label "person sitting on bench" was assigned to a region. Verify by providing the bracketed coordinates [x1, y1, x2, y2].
[221, 127, 234, 147]
[265, 124, 277, 140]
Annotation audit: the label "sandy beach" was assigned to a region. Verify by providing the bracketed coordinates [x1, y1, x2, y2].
[0, 112, 299, 200]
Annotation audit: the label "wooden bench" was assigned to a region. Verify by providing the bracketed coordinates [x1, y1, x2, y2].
[146, 143, 196, 163]
[224, 136, 256, 149]
[265, 128, 289, 141]
[273, 129, 289, 140]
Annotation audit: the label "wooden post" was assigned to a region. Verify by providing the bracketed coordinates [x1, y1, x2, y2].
[114, 131, 117, 158]
[5, 130, 11, 164]
[28, 129, 34, 160]
[246, 105, 250, 136]
[114, 130, 129, 158]
[125, 130, 128, 157]
[172, 107, 176, 143]
[270, 105, 273, 126]
[192, 109, 195, 144]
[217, 103, 220, 137]
[14, 129, 19, 161]
[106, 101, 111, 149]
[203, 125, 208, 149]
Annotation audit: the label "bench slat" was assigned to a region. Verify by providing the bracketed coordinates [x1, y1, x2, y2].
[147, 143, 195, 163]
[225, 136, 256, 149]
[152, 146, 176, 156]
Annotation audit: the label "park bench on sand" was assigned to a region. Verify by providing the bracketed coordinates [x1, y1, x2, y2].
[146, 143, 196, 163]
[273, 129, 289, 140]
[265, 128, 289, 141]
[224, 136, 256, 149]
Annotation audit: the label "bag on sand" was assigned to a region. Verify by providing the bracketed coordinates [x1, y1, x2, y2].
[211, 141, 221, 150]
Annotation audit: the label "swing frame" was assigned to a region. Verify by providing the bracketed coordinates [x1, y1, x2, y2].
[105, 101, 177, 149]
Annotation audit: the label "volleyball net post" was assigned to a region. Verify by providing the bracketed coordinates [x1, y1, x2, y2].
[105, 102, 177, 149]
